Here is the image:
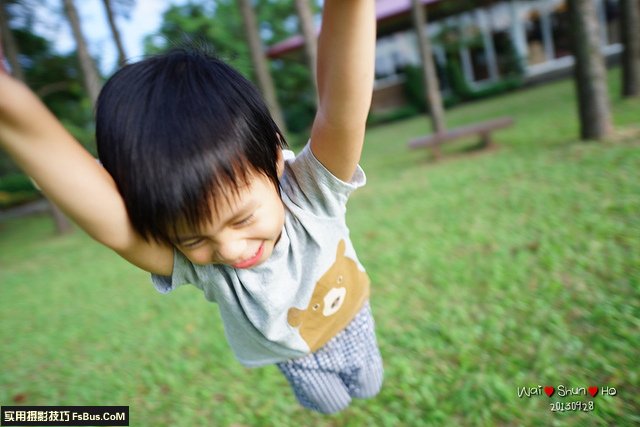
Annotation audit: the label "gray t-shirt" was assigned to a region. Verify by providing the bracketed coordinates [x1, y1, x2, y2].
[151, 143, 370, 367]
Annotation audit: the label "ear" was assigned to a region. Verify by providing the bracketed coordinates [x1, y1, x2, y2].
[336, 239, 346, 258]
[276, 148, 285, 178]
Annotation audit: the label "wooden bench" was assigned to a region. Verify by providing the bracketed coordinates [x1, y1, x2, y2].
[408, 116, 514, 158]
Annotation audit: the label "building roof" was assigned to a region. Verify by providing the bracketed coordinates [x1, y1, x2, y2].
[266, 0, 441, 58]
[377, 0, 440, 21]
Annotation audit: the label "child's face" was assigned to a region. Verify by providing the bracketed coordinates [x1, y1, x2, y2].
[172, 157, 285, 269]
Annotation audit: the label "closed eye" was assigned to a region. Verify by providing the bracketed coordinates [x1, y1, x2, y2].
[180, 238, 206, 249]
[233, 213, 255, 228]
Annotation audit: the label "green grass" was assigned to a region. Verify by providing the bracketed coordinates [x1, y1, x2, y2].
[1, 67, 639, 426]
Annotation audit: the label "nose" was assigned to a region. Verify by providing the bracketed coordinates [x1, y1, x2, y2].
[216, 239, 248, 264]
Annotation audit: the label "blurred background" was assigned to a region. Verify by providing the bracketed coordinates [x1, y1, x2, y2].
[1, 0, 639, 425]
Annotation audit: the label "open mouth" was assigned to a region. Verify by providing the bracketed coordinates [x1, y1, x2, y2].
[232, 242, 265, 269]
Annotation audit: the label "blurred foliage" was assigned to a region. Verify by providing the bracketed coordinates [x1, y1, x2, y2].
[144, 0, 317, 135]
[366, 104, 420, 127]
[0, 173, 39, 208]
[0, 173, 35, 193]
[0, 1, 96, 177]
[404, 64, 459, 111]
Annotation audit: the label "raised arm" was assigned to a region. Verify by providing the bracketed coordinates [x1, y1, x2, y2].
[0, 63, 173, 276]
[310, 0, 376, 182]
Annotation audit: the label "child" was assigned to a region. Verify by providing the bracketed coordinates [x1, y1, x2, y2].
[0, 0, 381, 414]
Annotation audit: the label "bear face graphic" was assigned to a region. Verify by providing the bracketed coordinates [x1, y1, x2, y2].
[287, 240, 370, 351]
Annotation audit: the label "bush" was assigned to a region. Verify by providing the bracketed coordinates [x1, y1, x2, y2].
[404, 62, 523, 112]
[0, 173, 37, 193]
[367, 105, 420, 127]
[0, 173, 40, 209]
[403, 65, 460, 111]
[444, 56, 523, 101]
[0, 191, 40, 209]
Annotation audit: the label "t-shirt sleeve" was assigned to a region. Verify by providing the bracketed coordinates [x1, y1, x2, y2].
[150, 248, 201, 294]
[281, 142, 366, 217]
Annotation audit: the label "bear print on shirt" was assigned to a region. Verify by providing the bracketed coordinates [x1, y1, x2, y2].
[287, 239, 370, 351]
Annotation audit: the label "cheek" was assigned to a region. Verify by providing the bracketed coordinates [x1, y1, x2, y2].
[182, 247, 214, 265]
[269, 203, 285, 234]
[255, 200, 285, 236]
[272, 197, 285, 222]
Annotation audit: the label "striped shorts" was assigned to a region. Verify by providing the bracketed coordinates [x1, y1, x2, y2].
[276, 302, 384, 414]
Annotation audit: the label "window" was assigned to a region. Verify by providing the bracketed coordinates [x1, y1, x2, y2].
[604, 0, 621, 45]
[525, 9, 546, 65]
[550, 3, 571, 58]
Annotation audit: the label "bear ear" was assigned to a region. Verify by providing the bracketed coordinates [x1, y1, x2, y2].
[287, 308, 303, 327]
[336, 239, 346, 258]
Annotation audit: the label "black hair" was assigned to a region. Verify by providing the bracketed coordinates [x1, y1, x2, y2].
[95, 47, 287, 245]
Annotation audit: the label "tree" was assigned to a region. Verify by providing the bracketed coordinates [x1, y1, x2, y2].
[145, 2, 243, 57]
[0, 3, 73, 234]
[62, 0, 101, 104]
[411, 0, 446, 154]
[0, 0, 25, 81]
[294, 0, 317, 93]
[237, 0, 287, 134]
[620, 0, 640, 98]
[567, 0, 613, 140]
[0, 6, 92, 144]
[260, 0, 316, 133]
[101, 0, 129, 68]
[146, 1, 315, 134]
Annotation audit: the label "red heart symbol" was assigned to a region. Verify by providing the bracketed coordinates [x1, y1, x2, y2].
[544, 386, 555, 397]
[588, 386, 598, 397]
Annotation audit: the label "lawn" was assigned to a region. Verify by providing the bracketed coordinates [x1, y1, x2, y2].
[1, 67, 638, 426]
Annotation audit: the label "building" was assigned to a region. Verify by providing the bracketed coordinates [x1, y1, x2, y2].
[267, 0, 622, 113]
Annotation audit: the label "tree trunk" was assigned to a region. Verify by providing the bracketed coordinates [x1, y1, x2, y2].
[101, 0, 127, 68]
[62, 0, 101, 105]
[237, 0, 288, 135]
[567, 0, 613, 140]
[411, 0, 446, 156]
[48, 201, 74, 234]
[620, 0, 640, 98]
[294, 0, 318, 96]
[0, 0, 25, 81]
[0, 4, 74, 235]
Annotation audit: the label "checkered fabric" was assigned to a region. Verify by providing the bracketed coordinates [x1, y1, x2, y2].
[276, 302, 383, 414]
